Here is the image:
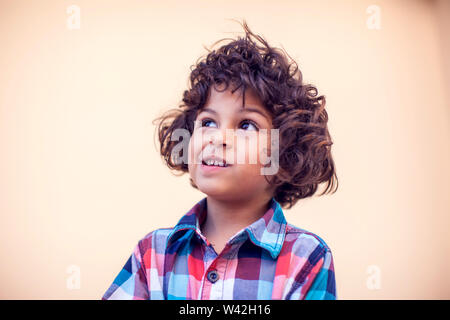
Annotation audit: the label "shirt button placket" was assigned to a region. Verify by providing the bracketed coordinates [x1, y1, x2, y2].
[200, 242, 236, 299]
[201, 259, 227, 299]
[207, 265, 225, 299]
[207, 270, 219, 283]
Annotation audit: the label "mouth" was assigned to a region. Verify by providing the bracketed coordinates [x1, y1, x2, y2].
[201, 159, 231, 168]
[199, 154, 232, 169]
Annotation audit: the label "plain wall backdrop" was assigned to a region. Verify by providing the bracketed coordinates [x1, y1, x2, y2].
[0, 0, 449, 299]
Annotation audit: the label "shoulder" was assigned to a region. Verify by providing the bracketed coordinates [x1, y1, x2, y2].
[135, 228, 174, 255]
[283, 223, 333, 259]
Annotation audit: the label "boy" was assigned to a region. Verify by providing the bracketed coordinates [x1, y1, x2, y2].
[103, 21, 338, 300]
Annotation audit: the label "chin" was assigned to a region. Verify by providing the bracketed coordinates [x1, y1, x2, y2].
[198, 185, 227, 196]
[197, 183, 233, 199]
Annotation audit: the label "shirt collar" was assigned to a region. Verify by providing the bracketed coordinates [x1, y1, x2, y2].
[166, 197, 288, 259]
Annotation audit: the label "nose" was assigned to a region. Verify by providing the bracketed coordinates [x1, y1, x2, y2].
[207, 127, 233, 149]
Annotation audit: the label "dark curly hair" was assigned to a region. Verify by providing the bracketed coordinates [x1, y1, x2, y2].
[152, 20, 338, 209]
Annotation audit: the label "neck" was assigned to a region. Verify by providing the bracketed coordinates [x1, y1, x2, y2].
[201, 194, 273, 243]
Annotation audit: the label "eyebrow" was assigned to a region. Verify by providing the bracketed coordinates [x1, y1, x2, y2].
[200, 107, 271, 122]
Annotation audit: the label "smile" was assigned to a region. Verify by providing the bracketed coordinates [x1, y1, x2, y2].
[200, 163, 231, 173]
[201, 159, 230, 167]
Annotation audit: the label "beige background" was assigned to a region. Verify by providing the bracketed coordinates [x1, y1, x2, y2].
[0, 0, 449, 299]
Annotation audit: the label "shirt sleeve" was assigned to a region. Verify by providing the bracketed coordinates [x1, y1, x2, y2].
[303, 248, 337, 300]
[102, 241, 149, 300]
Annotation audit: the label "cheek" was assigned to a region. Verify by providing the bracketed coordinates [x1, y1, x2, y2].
[235, 133, 270, 165]
[255, 130, 273, 166]
[188, 130, 203, 162]
[187, 129, 208, 176]
[187, 137, 198, 175]
[187, 138, 194, 164]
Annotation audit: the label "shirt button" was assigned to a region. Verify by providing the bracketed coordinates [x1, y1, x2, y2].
[207, 270, 219, 283]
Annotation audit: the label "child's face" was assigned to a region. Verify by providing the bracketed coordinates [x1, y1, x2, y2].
[188, 84, 275, 202]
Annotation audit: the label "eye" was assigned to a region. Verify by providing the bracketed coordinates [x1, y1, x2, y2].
[201, 118, 217, 128]
[239, 120, 259, 131]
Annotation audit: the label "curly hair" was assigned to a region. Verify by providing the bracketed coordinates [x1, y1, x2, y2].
[152, 20, 338, 209]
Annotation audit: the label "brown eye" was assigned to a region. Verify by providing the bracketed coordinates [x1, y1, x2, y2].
[240, 120, 259, 131]
[201, 119, 217, 128]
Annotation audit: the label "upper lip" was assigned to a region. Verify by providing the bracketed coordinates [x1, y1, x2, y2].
[200, 155, 230, 166]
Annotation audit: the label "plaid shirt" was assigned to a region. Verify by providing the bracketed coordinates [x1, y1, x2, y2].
[102, 197, 336, 300]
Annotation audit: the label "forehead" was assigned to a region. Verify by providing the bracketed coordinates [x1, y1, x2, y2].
[201, 85, 271, 118]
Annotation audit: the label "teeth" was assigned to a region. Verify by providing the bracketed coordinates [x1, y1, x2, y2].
[204, 159, 227, 167]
